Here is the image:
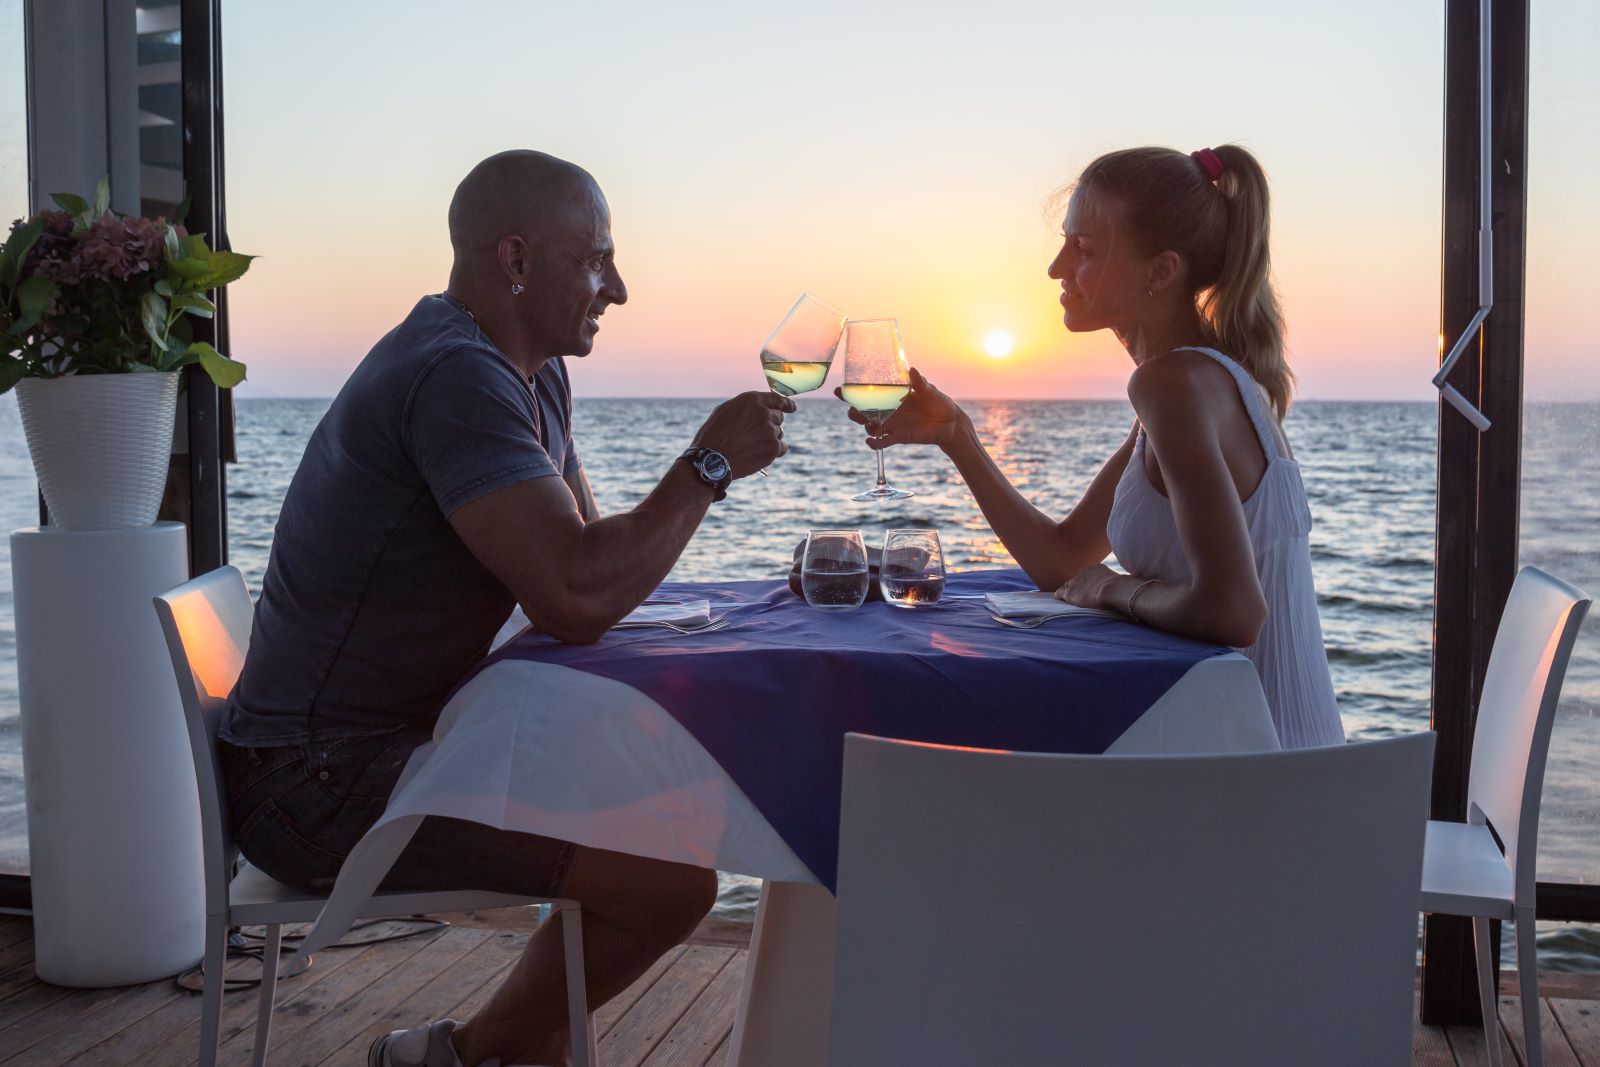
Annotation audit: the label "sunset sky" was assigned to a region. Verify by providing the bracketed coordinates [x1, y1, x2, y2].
[4, 1, 1597, 401]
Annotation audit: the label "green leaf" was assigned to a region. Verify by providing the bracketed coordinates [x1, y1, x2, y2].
[179, 234, 211, 259]
[154, 279, 173, 297]
[93, 176, 110, 217]
[140, 291, 168, 349]
[171, 292, 215, 317]
[14, 275, 54, 332]
[188, 341, 246, 389]
[0, 216, 44, 288]
[191, 251, 254, 290]
[164, 225, 180, 263]
[0, 357, 24, 395]
[174, 197, 191, 228]
[50, 193, 88, 215]
[170, 256, 211, 280]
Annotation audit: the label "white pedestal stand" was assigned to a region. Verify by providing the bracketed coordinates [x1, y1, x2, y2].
[11, 522, 204, 986]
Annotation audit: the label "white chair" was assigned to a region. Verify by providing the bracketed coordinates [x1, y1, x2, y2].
[154, 566, 597, 1067]
[1420, 565, 1592, 1067]
[830, 732, 1436, 1067]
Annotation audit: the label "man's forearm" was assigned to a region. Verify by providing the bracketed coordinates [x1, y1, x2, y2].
[546, 458, 717, 640]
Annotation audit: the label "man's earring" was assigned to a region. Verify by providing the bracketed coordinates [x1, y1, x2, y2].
[1147, 288, 1154, 298]
[511, 283, 526, 296]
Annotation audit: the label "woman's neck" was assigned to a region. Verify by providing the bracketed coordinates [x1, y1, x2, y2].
[1114, 304, 1209, 366]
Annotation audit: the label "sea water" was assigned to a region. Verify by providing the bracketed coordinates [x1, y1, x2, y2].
[2, 394, 1597, 965]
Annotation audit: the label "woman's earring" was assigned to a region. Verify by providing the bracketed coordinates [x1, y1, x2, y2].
[511, 283, 526, 296]
[1146, 288, 1154, 298]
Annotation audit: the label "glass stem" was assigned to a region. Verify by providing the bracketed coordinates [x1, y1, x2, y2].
[874, 421, 889, 488]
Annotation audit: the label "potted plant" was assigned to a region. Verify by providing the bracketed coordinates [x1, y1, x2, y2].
[0, 178, 251, 530]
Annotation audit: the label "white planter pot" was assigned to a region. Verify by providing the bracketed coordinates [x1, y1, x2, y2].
[14, 371, 180, 531]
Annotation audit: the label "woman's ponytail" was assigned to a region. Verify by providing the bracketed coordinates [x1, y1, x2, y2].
[1204, 145, 1292, 419]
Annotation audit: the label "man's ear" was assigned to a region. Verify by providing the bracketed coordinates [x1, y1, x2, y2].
[1147, 250, 1184, 295]
[498, 234, 533, 286]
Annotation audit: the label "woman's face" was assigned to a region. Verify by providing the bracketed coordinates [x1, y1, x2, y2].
[1047, 189, 1150, 334]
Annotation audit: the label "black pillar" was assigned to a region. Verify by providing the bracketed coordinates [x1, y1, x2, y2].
[1420, 0, 1529, 1026]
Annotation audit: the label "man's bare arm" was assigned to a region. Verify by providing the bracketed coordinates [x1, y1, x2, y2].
[449, 390, 792, 643]
[565, 464, 601, 522]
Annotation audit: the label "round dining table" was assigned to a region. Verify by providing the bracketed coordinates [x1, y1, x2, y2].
[293, 568, 1279, 1065]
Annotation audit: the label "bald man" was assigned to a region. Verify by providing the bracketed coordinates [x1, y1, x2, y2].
[216, 151, 791, 1067]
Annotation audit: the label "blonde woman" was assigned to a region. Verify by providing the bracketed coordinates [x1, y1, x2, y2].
[846, 145, 1343, 748]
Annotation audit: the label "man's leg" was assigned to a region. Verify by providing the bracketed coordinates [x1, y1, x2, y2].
[451, 845, 717, 1067]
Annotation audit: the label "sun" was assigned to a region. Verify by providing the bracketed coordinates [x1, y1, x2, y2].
[983, 330, 1015, 358]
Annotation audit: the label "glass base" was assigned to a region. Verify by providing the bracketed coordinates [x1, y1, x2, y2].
[852, 484, 914, 501]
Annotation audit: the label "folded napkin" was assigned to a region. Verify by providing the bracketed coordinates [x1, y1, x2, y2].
[614, 598, 712, 627]
[984, 590, 1121, 621]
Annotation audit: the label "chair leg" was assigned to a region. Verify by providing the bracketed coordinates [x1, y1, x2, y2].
[561, 903, 596, 1067]
[1473, 916, 1505, 1067]
[198, 915, 229, 1067]
[1516, 908, 1542, 1067]
[251, 924, 283, 1067]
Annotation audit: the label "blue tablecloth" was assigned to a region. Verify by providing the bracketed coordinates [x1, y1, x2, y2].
[470, 568, 1228, 889]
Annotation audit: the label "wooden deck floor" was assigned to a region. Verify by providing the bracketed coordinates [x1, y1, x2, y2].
[2, 911, 1599, 1066]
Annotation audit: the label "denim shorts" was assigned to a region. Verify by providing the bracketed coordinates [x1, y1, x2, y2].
[217, 729, 576, 898]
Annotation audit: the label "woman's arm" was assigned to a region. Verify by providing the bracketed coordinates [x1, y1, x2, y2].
[1058, 354, 1268, 647]
[845, 368, 1134, 591]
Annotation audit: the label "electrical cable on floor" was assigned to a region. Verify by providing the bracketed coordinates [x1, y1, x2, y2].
[173, 916, 449, 994]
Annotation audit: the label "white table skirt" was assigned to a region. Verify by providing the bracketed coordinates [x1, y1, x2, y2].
[294, 651, 1278, 1063]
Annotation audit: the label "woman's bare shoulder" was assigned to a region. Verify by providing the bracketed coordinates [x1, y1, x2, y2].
[1127, 348, 1236, 420]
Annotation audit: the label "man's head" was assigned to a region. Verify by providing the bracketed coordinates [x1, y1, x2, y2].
[447, 150, 627, 359]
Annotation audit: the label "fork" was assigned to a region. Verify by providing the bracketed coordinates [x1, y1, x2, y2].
[989, 613, 1051, 629]
[613, 616, 731, 635]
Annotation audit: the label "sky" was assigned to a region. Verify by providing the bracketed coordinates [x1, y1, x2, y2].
[3, 1, 1597, 401]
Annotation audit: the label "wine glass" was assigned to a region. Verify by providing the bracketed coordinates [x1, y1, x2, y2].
[840, 319, 913, 501]
[761, 293, 846, 397]
[801, 530, 870, 610]
[880, 529, 945, 607]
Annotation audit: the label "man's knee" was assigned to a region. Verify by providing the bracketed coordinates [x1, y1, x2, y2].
[567, 849, 717, 943]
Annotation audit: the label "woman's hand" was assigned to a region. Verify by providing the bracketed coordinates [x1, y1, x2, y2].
[1055, 563, 1122, 613]
[837, 368, 967, 451]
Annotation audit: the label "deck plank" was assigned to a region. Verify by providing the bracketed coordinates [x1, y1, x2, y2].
[1446, 1009, 1523, 1067]
[318, 927, 529, 1065]
[208, 923, 450, 1067]
[596, 945, 690, 1042]
[1413, 993, 1458, 1067]
[13, 913, 1600, 1067]
[598, 945, 733, 1067]
[1, 972, 185, 1066]
[221, 926, 488, 1067]
[1500, 993, 1583, 1067]
[0, 919, 32, 954]
[639, 951, 746, 1067]
[1551, 999, 1600, 1067]
[66, 921, 424, 1067]
[703, 1029, 731, 1067]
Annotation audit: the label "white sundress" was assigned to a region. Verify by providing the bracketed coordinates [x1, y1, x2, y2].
[1105, 346, 1346, 749]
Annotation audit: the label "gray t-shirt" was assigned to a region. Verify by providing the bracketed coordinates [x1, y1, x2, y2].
[220, 294, 581, 747]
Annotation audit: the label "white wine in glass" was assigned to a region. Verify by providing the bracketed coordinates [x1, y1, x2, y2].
[841, 319, 913, 501]
[760, 293, 846, 398]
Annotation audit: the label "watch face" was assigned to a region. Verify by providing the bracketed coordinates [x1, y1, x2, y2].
[701, 452, 731, 481]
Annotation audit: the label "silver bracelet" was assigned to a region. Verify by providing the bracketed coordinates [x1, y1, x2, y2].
[1125, 578, 1158, 622]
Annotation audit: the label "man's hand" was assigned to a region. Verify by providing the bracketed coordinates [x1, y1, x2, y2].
[691, 391, 795, 478]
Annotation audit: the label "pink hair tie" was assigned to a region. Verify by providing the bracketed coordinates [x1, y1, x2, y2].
[1191, 147, 1225, 182]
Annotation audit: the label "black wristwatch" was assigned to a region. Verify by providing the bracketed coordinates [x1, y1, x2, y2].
[679, 447, 732, 502]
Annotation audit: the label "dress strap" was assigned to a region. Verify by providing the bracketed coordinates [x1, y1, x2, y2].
[1171, 346, 1284, 461]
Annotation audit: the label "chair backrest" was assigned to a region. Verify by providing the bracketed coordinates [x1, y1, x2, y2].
[830, 732, 1436, 1067]
[1467, 564, 1592, 902]
[152, 565, 254, 917]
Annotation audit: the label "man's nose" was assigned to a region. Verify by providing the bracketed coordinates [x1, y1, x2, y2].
[603, 262, 628, 306]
